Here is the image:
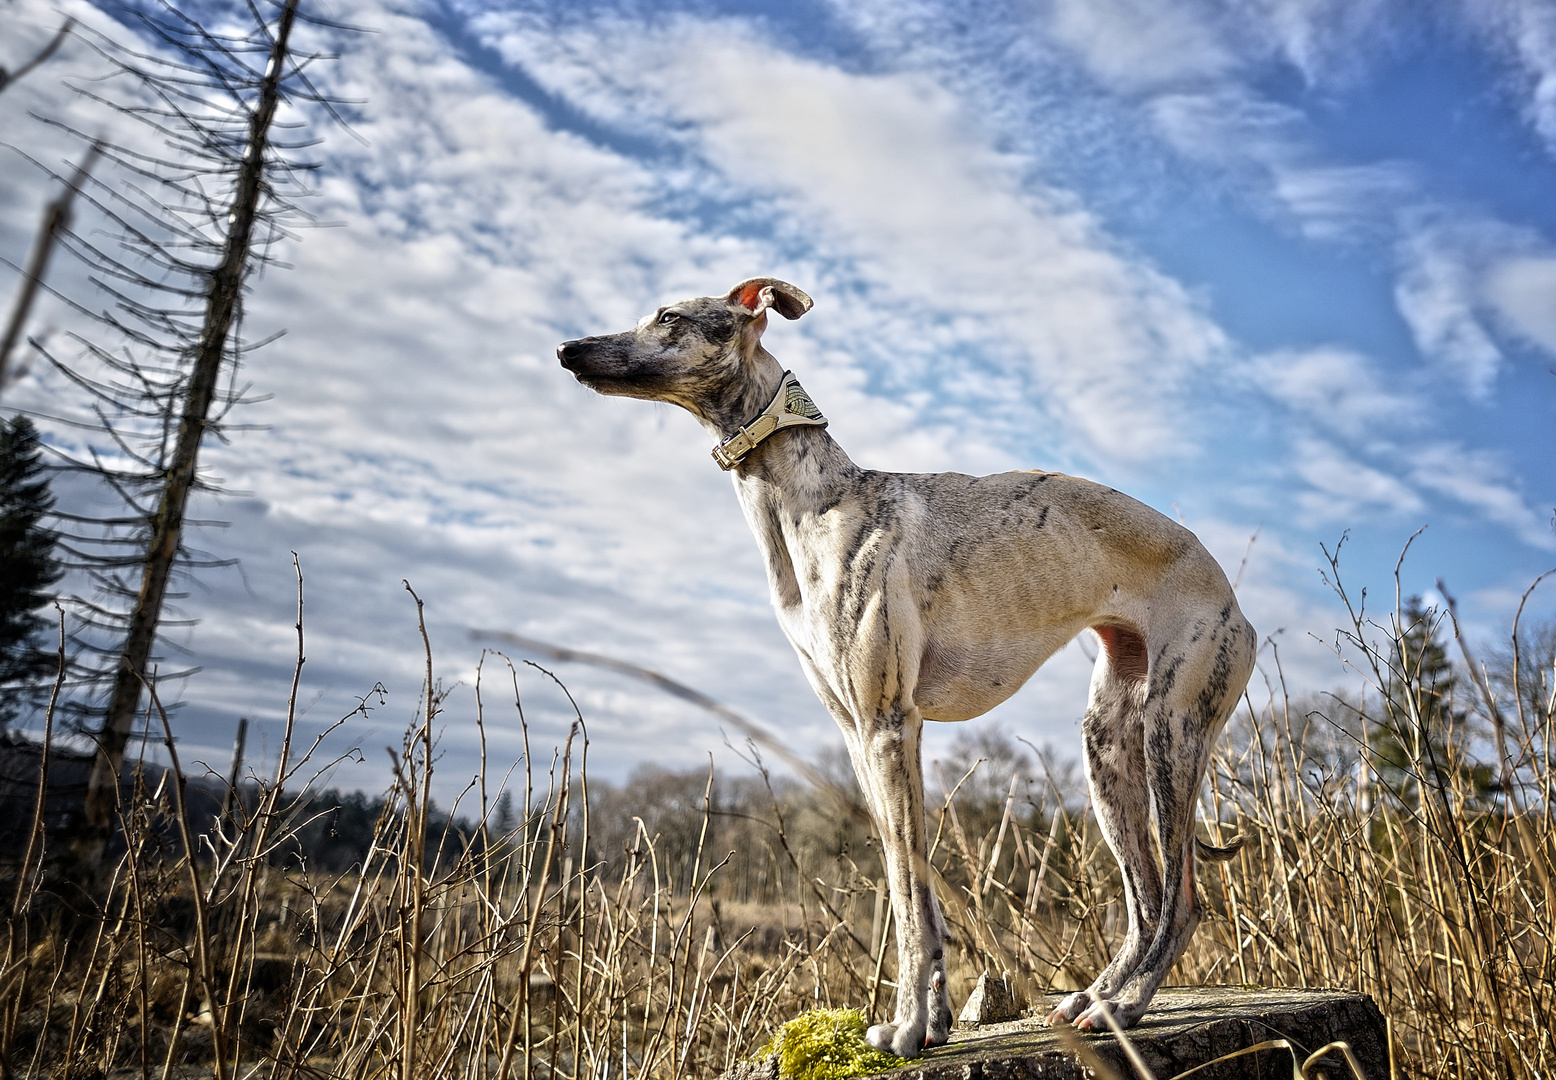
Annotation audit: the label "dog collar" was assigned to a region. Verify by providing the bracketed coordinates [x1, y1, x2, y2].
[711, 370, 828, 471]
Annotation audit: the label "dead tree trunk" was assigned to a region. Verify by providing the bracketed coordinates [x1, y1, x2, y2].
[0, 21, 79, 396]
[80, 0, 302, 838]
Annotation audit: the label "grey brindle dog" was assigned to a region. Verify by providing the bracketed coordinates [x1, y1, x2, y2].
[557, 278, 1257, 1056]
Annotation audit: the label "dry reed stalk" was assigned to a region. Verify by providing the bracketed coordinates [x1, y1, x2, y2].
[147, 678, 230, 1080]
[2, 551, 1550, 1078]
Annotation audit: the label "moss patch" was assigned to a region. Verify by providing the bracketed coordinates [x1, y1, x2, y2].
[754, 1008, 902, 1080]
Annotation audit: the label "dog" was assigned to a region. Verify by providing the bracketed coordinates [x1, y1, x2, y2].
[557, 278, 1257, 1057]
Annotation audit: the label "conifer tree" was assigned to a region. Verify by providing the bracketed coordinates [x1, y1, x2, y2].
[1371, 595, 1494, 805]
[0, 415, 63, 724]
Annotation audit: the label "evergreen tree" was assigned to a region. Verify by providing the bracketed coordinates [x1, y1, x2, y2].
[0, 415, 63, 723]
[1370, 595, 1494, 806]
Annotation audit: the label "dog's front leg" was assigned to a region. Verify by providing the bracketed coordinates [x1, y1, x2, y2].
[846, 705, 951, 1058]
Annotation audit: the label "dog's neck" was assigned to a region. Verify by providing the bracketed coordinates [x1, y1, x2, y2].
[733, 423, 857, 500]
[701, 351, 861, 611]
[702, 352, 859, 498]
[698, 348, 795, 439]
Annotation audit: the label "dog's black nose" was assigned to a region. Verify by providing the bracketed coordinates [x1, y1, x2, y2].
[557, 340, 587, 368]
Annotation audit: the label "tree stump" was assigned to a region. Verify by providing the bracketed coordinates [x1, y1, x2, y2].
[726, 987, 1390, 1080]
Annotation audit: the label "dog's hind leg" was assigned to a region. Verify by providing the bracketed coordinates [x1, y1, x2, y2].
[1073, 613, 1255, 1031]
[1047, 626, 1160, 1027]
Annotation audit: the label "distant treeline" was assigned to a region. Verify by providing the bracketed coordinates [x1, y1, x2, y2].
[0, 726, 1068, 906]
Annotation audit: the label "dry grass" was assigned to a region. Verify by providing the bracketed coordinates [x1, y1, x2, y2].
[0, 552, 1551, 1079]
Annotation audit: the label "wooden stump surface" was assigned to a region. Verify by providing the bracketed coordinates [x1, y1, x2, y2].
[724, 986, 1390, 1080]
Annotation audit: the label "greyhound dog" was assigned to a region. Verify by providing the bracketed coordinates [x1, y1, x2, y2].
[557, 278, 1257, 1057]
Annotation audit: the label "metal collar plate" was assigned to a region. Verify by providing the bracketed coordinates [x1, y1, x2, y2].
[711, 371, 828, 471]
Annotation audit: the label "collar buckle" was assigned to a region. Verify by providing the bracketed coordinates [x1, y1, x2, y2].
[712, 371, 827, 471]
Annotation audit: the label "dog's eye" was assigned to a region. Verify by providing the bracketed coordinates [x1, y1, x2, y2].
[658, 310, 680, 325]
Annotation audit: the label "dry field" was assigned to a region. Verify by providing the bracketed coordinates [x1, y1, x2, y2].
[1, 558, 1552, 1080]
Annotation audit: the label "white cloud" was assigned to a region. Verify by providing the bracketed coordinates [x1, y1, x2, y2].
[1269, 162, 1415, 243]
[4, 0, 1551, 800]
[7, 0, 1231, 790]
[1484, 254, 1556, 355]
[1149, 89, 1303, 167]
[1468, 0, 1556, 155]
[1149, 89, 1414, 242]
[1392, 213, 1556, 388]
[1407, 444, 1556, 551]
[1069, 2, 1552, 402]
[1256, 346, 1418, 436]
[1267, 422, 1553, 558]
[0, 0, 1245, 791]
[1100, 3, 1556, 400]
[473, 15, 1233, 464]
[1239, 0, 1396, 86]
[1046, 0, 1237, 92]
[1041, 0, 1394, 94]
[1290, 437, 1426, 521]
[1393, 228, 1505, 396]
[1, 0, 837, 789]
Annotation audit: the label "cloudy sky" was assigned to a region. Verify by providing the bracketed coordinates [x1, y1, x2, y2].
[3, 0, 1554, 803]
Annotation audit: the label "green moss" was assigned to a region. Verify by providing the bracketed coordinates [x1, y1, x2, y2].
[753, 1008, 903, 1080]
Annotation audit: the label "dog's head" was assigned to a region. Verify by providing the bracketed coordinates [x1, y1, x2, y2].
[557, 278, 812, 423]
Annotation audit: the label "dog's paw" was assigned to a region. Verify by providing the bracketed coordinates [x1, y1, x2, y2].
[1074, 996, 1146, 1032]
[925, 1005, 952, 1047]
[866, 1020, 927, 1058]
[925, 971, 952, 1046]
[1043, 991, 1090, 1027]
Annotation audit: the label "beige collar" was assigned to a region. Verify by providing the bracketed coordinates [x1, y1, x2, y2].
[711, 370, 829, 471]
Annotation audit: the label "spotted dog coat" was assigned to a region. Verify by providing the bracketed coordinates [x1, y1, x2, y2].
[557, 279, 1258, 1057]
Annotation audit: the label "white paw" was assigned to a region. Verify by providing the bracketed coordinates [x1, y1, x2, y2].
[1075, 997, 1146, 1031]
[866, 1020, 926, 1058]
[1043, 991, 1090, 1027]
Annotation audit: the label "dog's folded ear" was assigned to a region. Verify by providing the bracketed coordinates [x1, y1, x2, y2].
[727, 278, 813, 320]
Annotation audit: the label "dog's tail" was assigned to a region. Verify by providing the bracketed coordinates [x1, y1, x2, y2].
[1194, 833, 1245, 862]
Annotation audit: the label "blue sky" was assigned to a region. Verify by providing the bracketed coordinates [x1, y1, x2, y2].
[2, 0, 1554, 799]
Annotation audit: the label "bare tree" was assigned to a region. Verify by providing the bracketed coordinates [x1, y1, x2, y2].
[0, 141, 100, 397]
[84, 0, 307, 837]
[0, 19, 72, 97]
[0, 19, 80, 395]
[4, 0, 350, 845]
